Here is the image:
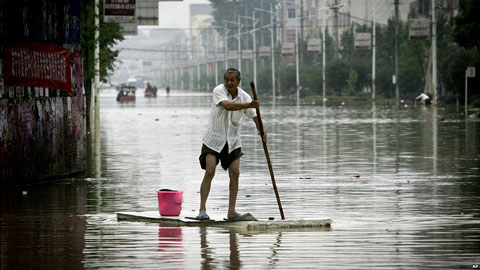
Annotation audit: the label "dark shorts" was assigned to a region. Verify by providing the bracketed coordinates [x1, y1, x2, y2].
[199, 143, 243, 171]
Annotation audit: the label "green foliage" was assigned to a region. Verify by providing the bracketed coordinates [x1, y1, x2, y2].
[471, 98, 480, 108]
[327, 60, 349, 96]
[452, 0, 480, 49]
[347, 69, 358, 95]
[81, 0, 124, 88]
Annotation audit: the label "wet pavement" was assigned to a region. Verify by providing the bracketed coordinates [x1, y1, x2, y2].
[1, 89, 479, 269]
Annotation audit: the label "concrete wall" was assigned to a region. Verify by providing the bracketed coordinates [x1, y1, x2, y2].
[0, 0, 86, 187]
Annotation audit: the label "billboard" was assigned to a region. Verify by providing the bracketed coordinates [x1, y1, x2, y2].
[259, 46, 271, 58]
[4, 41, 72, 93]
[409, 19, 430, 40]
[355, 33, 371, 50]
[307, 38, 321, 53]
[282, 43, 295, 55]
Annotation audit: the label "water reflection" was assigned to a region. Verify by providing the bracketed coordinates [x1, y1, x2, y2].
[372, 102, 377, 175]
[158, 226, 183, 262]
[0, 180, 87, 269]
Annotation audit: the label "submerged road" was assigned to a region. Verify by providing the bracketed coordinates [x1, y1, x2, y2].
[1, 89, 479, 269]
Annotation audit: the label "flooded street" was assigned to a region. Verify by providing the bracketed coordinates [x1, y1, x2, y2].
[2, 89, 480, 269]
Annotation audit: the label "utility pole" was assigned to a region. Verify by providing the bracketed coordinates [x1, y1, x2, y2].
[295, 0, 300, 106]
[254, 5, 276, 99]
[372, 0, 376, 101]
[237, 16, 242, 75]
[224, 21, 228, 69]
[432, 0, 438, 105]
[334, 0, 339, 59]
[271, 3, 276, 100]
[214, 28, 218, 86]
[322, 5, 327, 100]
[253, 11, 257, 89]
[94, 0, 100, 129]
[394, 0, 400, 100]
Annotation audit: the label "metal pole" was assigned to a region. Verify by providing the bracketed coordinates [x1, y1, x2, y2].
[372, 0, 376, 101]
[214, 28, 218, 86]
[322, 8, 326, 100]
[238, 16, 242, 75]
[253, 11, 257, 89]
[465, 69, 468, 117]
[394, 0, 400, 100]
[432, 0, 438, 105]
[90, 0, 100, 133]
[295, 0, 300, 106]
[334, 0, 339, 59]
[271, 3, 276, 100]
[224, 21, 228, 69]
[197, 63, 200, 91]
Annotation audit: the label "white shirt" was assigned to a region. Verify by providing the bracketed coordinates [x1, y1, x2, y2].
[416, 93, 430, 102]
[202, 84, 257, 153]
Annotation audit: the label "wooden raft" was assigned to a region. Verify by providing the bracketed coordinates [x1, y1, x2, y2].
[117, 212, 332, 231]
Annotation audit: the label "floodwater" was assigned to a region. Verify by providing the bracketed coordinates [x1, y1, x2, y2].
[1, 89, 479, 269]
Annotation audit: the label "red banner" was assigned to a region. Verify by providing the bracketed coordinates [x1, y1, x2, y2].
[4, 40, 72, 93]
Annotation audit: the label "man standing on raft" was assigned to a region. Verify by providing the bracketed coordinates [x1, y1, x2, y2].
[197, 68, 266, 221]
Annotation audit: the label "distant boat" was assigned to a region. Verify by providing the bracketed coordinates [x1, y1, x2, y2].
[144, 90, 155, 98]
[117, 85, 136, 102]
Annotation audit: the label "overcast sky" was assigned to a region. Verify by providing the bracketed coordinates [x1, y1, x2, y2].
[158, 0, 210, 29]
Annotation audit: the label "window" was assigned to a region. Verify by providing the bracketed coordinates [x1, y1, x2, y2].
[288, 8, 295, 18]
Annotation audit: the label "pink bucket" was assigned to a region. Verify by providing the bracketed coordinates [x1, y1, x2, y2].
[157, 190, 184, 216]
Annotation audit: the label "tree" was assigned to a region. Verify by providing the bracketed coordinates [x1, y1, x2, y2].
[452, 0, 480, 50]
[449, 0, 480, 101]
[81, 0, 124, 91]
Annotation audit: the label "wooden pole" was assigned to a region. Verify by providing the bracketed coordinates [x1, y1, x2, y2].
[250, 81, 285, 220]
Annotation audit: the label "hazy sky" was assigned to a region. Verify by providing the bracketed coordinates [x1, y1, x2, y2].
[158, 0, 210, 29]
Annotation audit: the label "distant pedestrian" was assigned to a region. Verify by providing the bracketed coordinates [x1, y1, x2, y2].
[166, 86, 170, 96]
[416, 93, 431, 105]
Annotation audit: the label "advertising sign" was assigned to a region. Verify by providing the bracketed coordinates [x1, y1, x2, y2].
[409, 19, 430, 40]
[228, 51, 238, 60]
[282, 43, 295, 55]
[286, 28, 296, 43]
[104, 0, 137, 35]
[4, 41, 72, 93]
[242, 50, 253, 60]
[104, 0, 136, 23]
[307, 38, 321, 53]
[259, 46, 271, 58]
[355, 33, 371, 50]
[216, 53, 225, 62]
[466, 67, 476, 77]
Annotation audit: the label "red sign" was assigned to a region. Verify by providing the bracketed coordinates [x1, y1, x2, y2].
[286, 29, 296, 43]
[4, 40, 72, 93]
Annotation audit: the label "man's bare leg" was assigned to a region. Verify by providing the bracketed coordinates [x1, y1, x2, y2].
[227, 158, 240, 218]
[199, 154, 217, 216]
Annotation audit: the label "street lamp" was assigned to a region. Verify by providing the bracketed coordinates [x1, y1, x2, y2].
[224, 19, 243, 73]
[253, 4, 277, 100]
[281, 0, 302, 105]
[210, 26, 224, 86]
[295, 0, 300, 106]
[317, 4, 342, 100]
[239, 14, 260, 89]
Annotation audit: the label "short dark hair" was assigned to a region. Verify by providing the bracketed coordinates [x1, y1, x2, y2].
[224, 68, 241, 80]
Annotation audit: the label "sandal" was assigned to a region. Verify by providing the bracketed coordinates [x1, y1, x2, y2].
[195, 212, 210, 220]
